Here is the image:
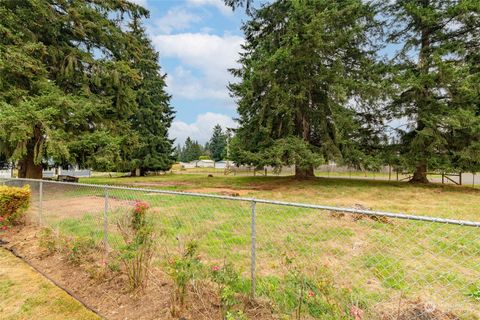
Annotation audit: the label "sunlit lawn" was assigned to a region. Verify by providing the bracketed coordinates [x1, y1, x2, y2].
[0, 248, 100, 320]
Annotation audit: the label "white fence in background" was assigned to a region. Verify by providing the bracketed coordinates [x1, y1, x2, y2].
[0, 169, 12, 178]
[42, 169, 91, 178]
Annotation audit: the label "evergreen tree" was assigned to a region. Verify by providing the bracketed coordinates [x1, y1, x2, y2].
[173, 144, 182, 162]
[385, 0, 480, 182]
[208, 124, 227, 161]
[0, 0, 149, 178]
[229, 0, 382, 177]
[126, 17, 175, 176]
[179, 137, 202, 162]
[224, 0, 253, 13]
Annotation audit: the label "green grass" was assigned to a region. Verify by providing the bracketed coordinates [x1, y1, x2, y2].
[363, 254, 407, 290]
[0, 248, 100, 320]
[32, 173, 480, 319]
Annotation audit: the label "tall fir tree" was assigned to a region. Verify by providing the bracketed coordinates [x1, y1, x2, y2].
[229, 0, 383, 177]
[125, 16, 175, 176]
[0, 0, 149, 178]
[385, 0, 480, 182]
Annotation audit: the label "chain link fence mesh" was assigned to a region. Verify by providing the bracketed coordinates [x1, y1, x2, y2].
[1, 178, 478, 319]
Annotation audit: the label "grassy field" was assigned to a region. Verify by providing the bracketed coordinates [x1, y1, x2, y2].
[81, 174, 480, 220]
[0, 248, 100, 320]
[8, 174, 480, 319]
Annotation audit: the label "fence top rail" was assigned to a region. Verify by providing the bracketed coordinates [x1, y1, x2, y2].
[4, 177, 480, 228]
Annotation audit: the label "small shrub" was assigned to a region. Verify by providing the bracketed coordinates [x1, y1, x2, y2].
[167, 240, 203, 317]
[225, 310, 248, 320]
[211, 262, 247, 319]
[38, 228, 58, 255]
[62, 236, 97, 265]
[117, 201, 155, 290]
[0, 185, 30, 225]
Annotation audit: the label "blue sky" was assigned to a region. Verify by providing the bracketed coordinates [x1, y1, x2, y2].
[130, 0, 254, 145]
[131, 1, 401, 145]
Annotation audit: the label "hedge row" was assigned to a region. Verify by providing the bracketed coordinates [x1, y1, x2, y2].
[0, 185, 30, 225]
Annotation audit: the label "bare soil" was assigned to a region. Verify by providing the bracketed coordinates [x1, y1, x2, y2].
[381, 299, 461, 320]
[0, 226, 276, 320]
[188, 188, 251, 197]
[130, 181, 193, 188]
[40, 196, 135, 218]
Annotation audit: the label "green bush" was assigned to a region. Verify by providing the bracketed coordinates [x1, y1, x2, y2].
[0, 185, 30, 225]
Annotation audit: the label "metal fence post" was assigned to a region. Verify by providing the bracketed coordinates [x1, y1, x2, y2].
[251, 199, 257, 299]
[103, 186, 109, 253]
[38, 180, 43, 225]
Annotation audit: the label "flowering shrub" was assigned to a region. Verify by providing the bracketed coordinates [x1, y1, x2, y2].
[132, 201, 149, 230]
[0, 185, 30, 225]
[117, 201, 155, 290]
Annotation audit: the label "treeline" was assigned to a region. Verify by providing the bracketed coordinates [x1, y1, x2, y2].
[2, 0, 479, 183]
[175, 124, 229, 162]
[0, 0, 174, 178]
[227, 0, 480, 182]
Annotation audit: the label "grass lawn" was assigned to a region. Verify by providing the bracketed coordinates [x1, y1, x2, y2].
[13, 174, 479, 319]
[81, 173, 480, 220]
[0, 248, 100, 320]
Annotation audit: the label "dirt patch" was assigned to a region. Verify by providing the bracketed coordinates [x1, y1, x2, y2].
[130, 181, 192, 187]
[188, 188, 252, 197]
[38, 196, 135, 219]
[0, 226, 276, 320]
[381, 299, 460, 320]
[329, 203, 391, 224]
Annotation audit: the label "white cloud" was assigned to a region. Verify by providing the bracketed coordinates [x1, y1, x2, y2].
[170, 112, 237, 145]
[186, 0, 233, 15]
[166, 66, 229, 100]
[155, 7, 201, 34]
[128, 0, 148, 8]
[152, 32, 243, 102]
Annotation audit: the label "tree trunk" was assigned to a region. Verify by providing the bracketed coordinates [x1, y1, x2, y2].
[18, 147, 42, 179]
[295, 165, 315, 178]
[18, 125, 43, 179]
[293, 92, 315, 179]
[410, 1, 431, 185]
[410, 163, 429, 183]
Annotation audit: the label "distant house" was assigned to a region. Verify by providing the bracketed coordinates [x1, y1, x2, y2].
[214, 160, 234, 169]
[179, 162, 195, 169]
[196, 159, 215, 168]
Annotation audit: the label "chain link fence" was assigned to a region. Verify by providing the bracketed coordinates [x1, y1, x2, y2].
[1, 178, 479, 319]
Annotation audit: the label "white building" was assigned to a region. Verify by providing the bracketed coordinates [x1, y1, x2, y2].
[195, 160, 215, 168]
